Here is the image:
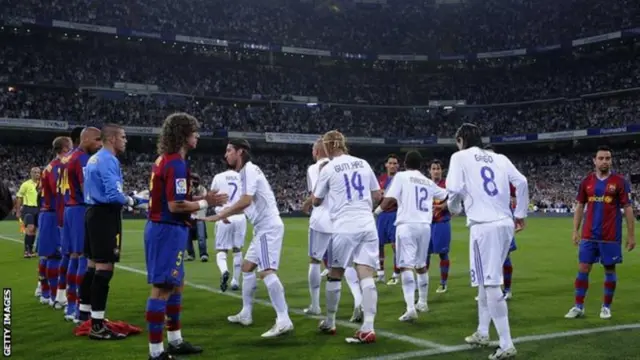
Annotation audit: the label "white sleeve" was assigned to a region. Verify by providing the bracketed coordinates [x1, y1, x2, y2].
[368, 163, 381, 191]
[446, 153, 464, 214]
[384, 173, 401, 200]
[210, 175, 220, 191]
[313, 166, 331, 199]
[240, 165, 258, 196]
[431, 180, 449, 201]
[503, 156, 529, 219]
[306, 166, 314, 192]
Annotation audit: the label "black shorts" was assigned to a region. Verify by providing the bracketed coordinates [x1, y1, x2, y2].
[84, 204, 122, 263]
[22, 206, 39, 228]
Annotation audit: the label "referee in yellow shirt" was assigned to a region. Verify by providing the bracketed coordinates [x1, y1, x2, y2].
[15, 167, 41, 258]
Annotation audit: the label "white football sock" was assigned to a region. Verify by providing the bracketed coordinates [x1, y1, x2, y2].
[241, 272, 256, 316]
[308, 263, 321, 309]
[232, 251, 242, 284]
[486, 286, 514, 349]
[216, 252, 228, 274]
[416, 272, 429, 304]
[401, 270, 416, 311]
[149, 342, 164, 358]
[56, 288, 67, 302]
[477, 286, 491, 337]
[325, 279, 341, 327]
[167, 329, 182, 345]
[263, 273, 291, 324]
[360, 277, 377, 332]
[344, 266, 362, 308]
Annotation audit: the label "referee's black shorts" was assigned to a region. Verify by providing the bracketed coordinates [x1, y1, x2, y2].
[22, 206, 39, 228]
[84, 204, 123, 263]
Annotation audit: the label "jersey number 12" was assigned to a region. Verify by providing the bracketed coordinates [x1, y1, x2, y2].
[415, 186, 429, 212]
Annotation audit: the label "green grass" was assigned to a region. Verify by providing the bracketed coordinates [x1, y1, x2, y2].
[1, 217, 639, 360]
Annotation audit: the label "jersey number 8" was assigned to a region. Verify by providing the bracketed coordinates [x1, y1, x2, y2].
[343, 172, 364, 201]
[480, 166, 498, 197]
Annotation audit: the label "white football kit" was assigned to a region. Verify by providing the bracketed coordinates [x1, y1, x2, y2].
[307, 158, 332, 261]
[211, 170, 247, 250]
[313, 154, 380, 269]
[446, 147, 528, 287]
[239, 162, 285, 272]
[385, 170, 448, 269]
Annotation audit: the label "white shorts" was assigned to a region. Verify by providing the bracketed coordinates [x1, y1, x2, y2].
[309, 229, 331, 261]
[395, 223, 431, 269]
[244, 220, 284, 272]
[328, 230, 379, 269]
[215, 217, 247, 250]
[469, 218, 514, 287]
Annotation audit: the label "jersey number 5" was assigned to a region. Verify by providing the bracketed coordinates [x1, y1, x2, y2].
[343, 172, 364, 201]
[414, 186, 429, 212]
[480, 166, 498, 197]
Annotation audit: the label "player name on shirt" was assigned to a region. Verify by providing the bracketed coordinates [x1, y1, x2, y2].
[332, 160, 366, 172]
[409, 176, 429, 186]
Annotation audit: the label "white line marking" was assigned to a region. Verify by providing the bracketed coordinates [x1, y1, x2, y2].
[354, 323, 640, 360]
[0, 234, 445, 349]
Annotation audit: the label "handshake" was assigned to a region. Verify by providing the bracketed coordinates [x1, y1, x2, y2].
[124, 190, 229, 212]
[126, 190, 150, 211]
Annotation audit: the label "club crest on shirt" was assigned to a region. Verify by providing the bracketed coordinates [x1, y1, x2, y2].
[608, 184, 616, 193]
[176, 178, 187, 194]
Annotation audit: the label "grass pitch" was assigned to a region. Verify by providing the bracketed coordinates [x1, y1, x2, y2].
[1, 217, 639, 360]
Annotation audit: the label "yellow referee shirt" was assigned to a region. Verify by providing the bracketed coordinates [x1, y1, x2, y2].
[17, 180, 39, 207]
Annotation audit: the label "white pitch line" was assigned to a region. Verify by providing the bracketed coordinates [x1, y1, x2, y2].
[0, 234, 445, 350]
[354, 323, 640, 360]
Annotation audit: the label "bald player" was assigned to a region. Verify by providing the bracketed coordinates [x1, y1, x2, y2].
[16, 166, 41, 258]
[59, 127, 103, 322]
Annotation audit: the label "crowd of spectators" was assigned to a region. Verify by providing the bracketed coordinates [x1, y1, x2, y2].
[3, 144, 639, 213]
[1, 31, 639, 106]
[2, 0, 639, 53]
[1, 86, 638, 138]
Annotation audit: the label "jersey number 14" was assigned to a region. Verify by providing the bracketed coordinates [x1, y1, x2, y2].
[343, 172, 364, 201]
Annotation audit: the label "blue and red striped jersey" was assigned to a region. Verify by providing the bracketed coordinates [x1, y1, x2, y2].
[60, 148, 89, 206]
[577, 173, 630, 242]
[148, 153, 191, 225]
[433, 179, 451, 222]
[40, 158, 62, 212]
[379, 173, 397, 212]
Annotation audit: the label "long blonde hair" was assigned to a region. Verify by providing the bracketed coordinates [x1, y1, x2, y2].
[322, 130, 348, 157]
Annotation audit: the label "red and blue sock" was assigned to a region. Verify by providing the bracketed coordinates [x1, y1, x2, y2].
[46, 258, 61, 300]
[503, 256, 513, 292]
[57, 255, 69, 292]
[75, 257, 88, 318]
[66, 257, 79, 315]
[574, 271, 589, 309]
[439, 253, 450, 286]
[145, 298, 166, 351]
[603, 272, 617, 309]
[378, 245, 385, 271]
[38, 258, 50, 299]
[166, 293, 182, 335]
